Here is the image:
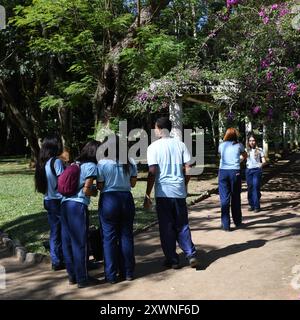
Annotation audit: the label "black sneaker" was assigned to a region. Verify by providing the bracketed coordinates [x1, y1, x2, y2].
[248, 207, 254, 211]
[254, 208, 261, 213]
[52, 263, 65, 271]
[119, 274, 134, 281]
[87, 261, 101, 270]
[77, 277, 100, 289]
[163, 260, 180, 269]
[106, 279, 118, 284]
[189, 257, 199, 268]
[68, 276, 77, 285]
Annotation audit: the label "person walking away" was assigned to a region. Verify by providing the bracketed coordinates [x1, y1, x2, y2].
[34, 135, 65, 271]
[144, 117, 198, 269]
[218, 128, 247, 231]
[246, 134, 267, 212]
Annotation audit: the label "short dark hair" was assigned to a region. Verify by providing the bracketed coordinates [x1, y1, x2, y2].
[155, 117, 172, 132]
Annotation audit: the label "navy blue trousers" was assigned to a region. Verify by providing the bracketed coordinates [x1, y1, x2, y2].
[156, 197, 196, 265]
[218, 169, 242, 229]
[246, 168, 262, 210]
[44, 199, 63, 267]
[61, 201, 89, 284]
[99, 191, 135, 282]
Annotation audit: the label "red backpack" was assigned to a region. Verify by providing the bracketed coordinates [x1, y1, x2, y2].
[57, 163, 81, 197]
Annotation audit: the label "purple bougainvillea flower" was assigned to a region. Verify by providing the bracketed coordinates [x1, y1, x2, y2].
[296, 64, 300, 69]
[271, 4, 279, 10]
[291, 109, 300, 120]
[287, 83, 298, 96]
[259, 9, 265, 17]
[227, 111, 235, 120]
[263, 16, 270, 24]
[252, 106, 261, 115]
[261, 59, 270, 69]
[227, 0, 239, 7]
[267, 108, 273, 119]
[279, 8, 290, 17]
[266, 71, 273, 81]
[138, 91, 149, 102]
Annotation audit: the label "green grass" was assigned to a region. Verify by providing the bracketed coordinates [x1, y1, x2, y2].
[0, 158, 158, 254]
[0, 157, 215, 254]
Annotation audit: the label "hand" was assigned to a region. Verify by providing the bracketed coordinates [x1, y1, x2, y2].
[143, 195, 152, 210]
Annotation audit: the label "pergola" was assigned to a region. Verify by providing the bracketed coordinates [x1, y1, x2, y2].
[166, 81, 297, 159]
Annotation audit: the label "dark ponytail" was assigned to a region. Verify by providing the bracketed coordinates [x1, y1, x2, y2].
[34, 136, 63, 194]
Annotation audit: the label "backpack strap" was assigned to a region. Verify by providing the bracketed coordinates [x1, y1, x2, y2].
[50, 157, 57, 177]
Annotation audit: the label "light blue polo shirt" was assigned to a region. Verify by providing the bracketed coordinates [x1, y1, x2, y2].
[219, 141, 245, 170]
[97, 159, 138, 193]
[44, 157, 64, 200]
[62, 162, 97, 206]
[147, 137, 191, 198]
[247, 148, 265, 169]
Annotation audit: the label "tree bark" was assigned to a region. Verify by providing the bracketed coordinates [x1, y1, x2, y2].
[0, 79, 40, 160]
[93, 1, 171, 133]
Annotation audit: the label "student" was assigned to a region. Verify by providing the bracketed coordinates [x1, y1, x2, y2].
[60, 140, 100, 289]
[34, 136, 65, 271]
[218, 128, 247, 231]
[97, 136, 137, 284]
[144, 117, 198, 269]
[246, 134, 267, 212]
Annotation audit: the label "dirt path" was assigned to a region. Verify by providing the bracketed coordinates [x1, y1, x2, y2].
[1, 155, 300, 300]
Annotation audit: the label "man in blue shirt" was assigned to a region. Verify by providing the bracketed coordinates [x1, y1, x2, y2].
[144, 117, 198, 269]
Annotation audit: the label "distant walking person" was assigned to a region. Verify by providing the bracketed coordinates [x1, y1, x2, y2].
[246, 134, 267, 212]
[144, 117, 198, 269]
[34, 136, 65, 271]
[218, 128, 247, 231]
[97, 136, 137, 284]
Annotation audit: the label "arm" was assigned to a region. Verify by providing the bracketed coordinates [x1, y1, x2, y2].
[183, 164, 191, 186]
[97, 181, 104, 191]
[144, 165, 157, 209]
[240, 151, 247, 162]
[261, 156, 267, 168]
[130, 177, 137, 188]
[83, 178, 97, 197]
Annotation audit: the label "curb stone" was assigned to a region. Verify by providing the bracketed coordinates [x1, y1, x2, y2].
[0, 231, 46, 265]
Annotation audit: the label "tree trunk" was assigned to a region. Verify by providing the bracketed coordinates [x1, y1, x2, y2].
[0, 79, 40, 160]
[263, 124, 269, 160]
[169, 98, 183, 140]
[93, 1, 171, 136]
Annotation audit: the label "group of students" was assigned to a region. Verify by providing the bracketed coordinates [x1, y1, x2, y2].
[34, 117, 265, 289]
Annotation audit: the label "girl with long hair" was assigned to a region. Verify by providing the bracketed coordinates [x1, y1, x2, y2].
[218, 128, 247, 231]
[97, 135, 137, 283]
[60, 140, 101, 289]
[246, 134, 267, 212]
[34, 135, 65, 270]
